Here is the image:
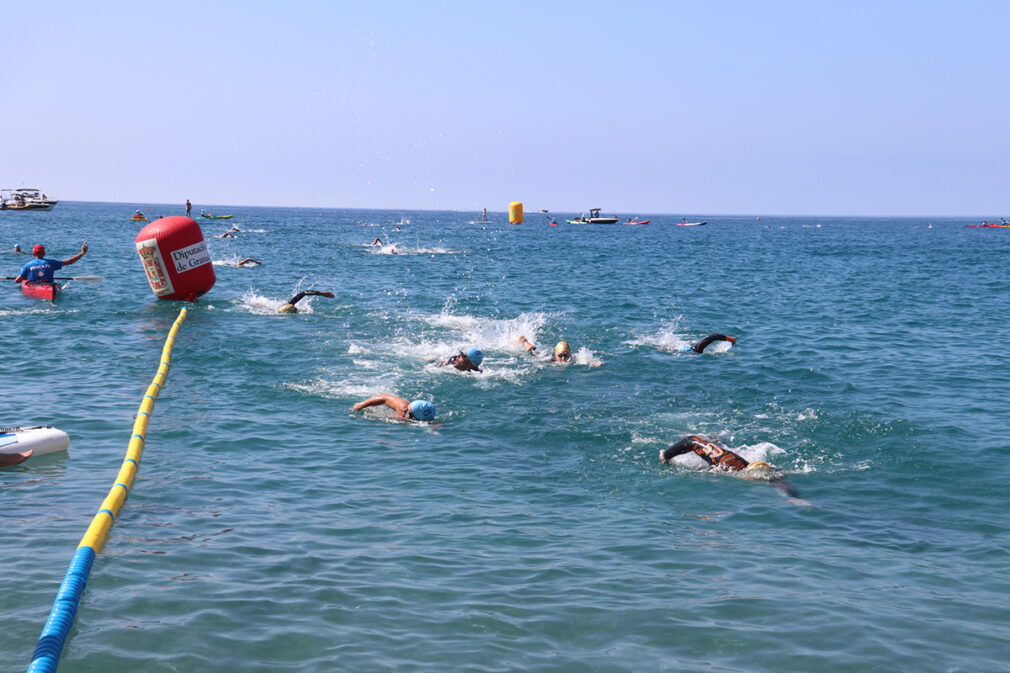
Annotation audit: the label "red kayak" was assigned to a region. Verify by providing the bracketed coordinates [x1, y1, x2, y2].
[21, 281, 61, 301]
[623, 219, 651, 225]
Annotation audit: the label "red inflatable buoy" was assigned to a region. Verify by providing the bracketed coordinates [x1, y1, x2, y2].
[135, 216, 216, 301]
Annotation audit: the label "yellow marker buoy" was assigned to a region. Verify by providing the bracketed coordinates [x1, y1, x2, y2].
[508, 201, 523, 225]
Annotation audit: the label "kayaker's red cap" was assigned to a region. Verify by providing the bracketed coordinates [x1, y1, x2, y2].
[33, 244, 45, 256]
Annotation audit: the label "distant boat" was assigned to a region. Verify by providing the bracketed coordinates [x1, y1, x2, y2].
[677, 220, 708, 227]
[200, 213, 234, 219]
[586, 208, 618, 224]
[623, 218, 650, 225]
[0, 188, 58, 211]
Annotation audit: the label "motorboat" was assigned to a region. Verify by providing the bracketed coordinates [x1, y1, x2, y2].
[0, 188, 58, 211]
[586, 208, 618, 224]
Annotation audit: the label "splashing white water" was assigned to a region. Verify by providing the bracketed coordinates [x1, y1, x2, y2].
[626, 319, 732, 354]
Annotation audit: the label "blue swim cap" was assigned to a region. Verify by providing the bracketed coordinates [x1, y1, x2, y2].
[409, 400, 436, 421]
[465, 347, 484, 367]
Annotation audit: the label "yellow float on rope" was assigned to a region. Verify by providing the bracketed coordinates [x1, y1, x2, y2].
[508, 201, 523, 225]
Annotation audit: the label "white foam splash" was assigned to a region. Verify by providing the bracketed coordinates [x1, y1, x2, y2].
[626, 319, 690, 352]
[626, 320, 733, 355]
[571, 346, 602, 367]
[366, 243, 459, 255]
[421, 311, 550, 353]
[238, 283, 322, 315]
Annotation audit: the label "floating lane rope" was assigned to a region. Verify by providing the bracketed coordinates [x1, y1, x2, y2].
[27, 307, 188, 673]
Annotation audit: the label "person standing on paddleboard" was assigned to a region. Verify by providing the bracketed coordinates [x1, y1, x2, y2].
[13, 242, 88, 284]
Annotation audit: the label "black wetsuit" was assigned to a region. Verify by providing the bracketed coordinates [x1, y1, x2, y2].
[689, 334, 734, 354]
[661, 435, 749, 471]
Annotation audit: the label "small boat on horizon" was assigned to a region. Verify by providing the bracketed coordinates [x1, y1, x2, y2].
[623, 218, 650, 225]
[677, 219, 708, 226]
[200, 212, 234, 219]
[0, 188, 58, 211]
[569, 208, 619, 224]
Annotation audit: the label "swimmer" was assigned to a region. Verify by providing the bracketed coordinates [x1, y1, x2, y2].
[371, 237, 383, 246]
[237, 258, 261, 267]
[13, 244, 27, 254]
[277, 290, 335, 314]
[678, 334, 736, 354]
[660, 434, 800, 499]
[352, 394, 436, 422]
[219, 231, 235, 239]
[517, 335, 602, 366]
[433, 347, 483, 373]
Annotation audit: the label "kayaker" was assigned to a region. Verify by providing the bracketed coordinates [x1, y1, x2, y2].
[277, 289, 335, 314]
[660, 434, 801, 499]
[14, 242, 88, 284]
[517, 335, 602, 366]
[678, 334, 736, 354]
[433, 347, 484, 373]
[352, 394, 436, 422]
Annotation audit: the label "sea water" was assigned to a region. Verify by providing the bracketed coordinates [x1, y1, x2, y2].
[1, 204, 1008, 672]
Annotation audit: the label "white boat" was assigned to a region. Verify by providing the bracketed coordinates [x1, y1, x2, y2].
[586, 208, 618, 224]
[0, 426, 70, 465]
[0, 188, 58, 211]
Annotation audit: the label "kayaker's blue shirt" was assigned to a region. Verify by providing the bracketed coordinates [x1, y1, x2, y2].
[20, 258, 63, 282]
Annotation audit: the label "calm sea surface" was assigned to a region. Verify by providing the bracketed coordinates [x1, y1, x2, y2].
[2, 203, 1008, 672]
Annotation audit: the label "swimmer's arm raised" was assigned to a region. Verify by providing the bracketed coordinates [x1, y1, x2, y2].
[352, 395, 395, 411]
[691, 334, 736, 353]
[659, 437, 696, 463]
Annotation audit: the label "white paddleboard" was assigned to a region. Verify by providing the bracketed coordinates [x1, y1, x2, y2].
[0, 426, 70, 465]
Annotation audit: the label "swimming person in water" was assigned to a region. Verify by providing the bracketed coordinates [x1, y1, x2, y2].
[434, 347, 484, 372]
[277, 290, 335, 314]
[237, 258, 261, 266]
[660, 434, 800, 498]
[517, 336, 602, 366]
[352, 394, 436, 422]
[678, 334, 736, 354]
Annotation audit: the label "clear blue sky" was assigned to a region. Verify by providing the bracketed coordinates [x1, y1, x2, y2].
[4, 1, 1008, 215]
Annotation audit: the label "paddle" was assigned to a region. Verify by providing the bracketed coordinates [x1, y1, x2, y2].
[2, 275, 102, 284]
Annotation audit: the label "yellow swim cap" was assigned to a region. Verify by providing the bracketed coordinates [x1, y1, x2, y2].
[278, 303, 297, 314]
[745, 461, 771, 470]
[555, 340, 571, 356]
